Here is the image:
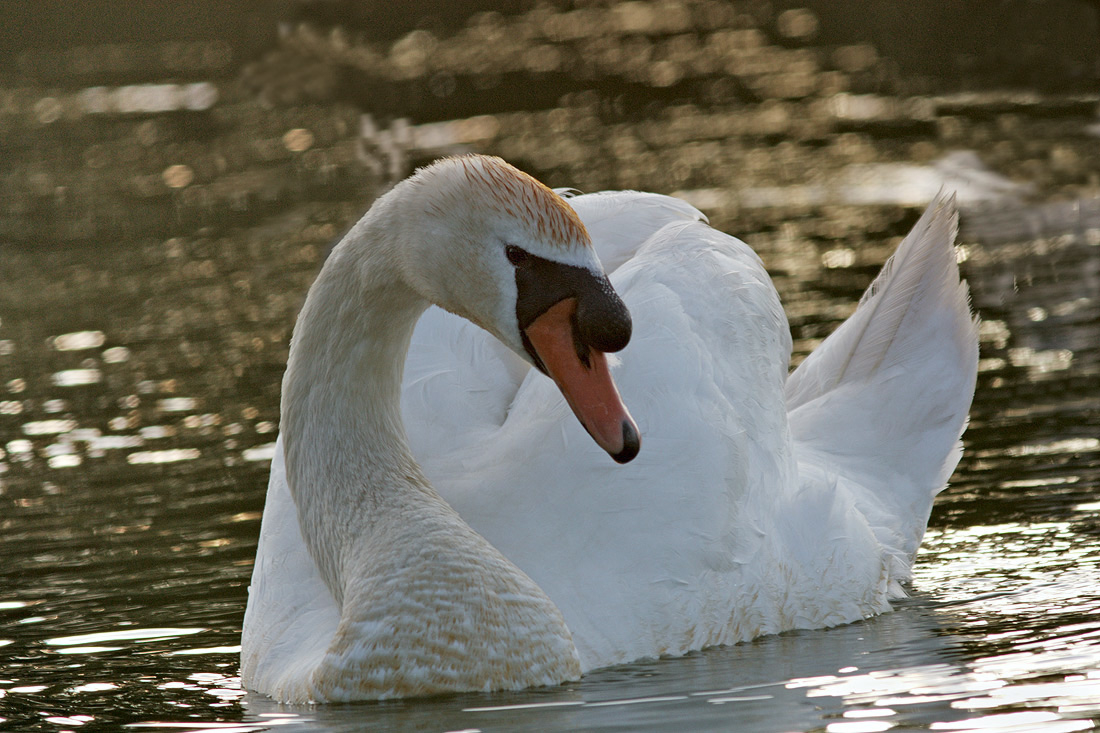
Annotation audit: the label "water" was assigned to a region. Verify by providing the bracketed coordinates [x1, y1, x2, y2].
[3, 5, 1100, 729]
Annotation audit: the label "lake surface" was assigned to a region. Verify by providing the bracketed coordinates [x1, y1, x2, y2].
[2, 13, 1100, 727]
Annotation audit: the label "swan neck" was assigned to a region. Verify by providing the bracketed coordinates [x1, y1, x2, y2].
[280, 207, 430, 604]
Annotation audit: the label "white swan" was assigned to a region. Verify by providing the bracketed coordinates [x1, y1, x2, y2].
[241, 155, 979, 703]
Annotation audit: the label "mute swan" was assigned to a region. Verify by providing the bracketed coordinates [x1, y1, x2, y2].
[241, 155, 979, 703]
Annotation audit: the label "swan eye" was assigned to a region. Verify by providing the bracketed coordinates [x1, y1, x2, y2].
[505, 245, 529, 266]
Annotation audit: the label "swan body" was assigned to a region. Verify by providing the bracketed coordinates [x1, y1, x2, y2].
[241, 155, 978, 702]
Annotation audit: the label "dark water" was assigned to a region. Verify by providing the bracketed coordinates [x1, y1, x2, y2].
[3, 3, 1100, 730]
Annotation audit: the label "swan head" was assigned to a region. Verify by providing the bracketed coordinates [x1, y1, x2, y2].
[391, 155, 639, 463]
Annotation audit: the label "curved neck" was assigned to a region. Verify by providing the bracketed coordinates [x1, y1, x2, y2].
[280, 205, 430, 605]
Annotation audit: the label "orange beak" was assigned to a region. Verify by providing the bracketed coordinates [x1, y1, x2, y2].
[524, 298, 640, 463]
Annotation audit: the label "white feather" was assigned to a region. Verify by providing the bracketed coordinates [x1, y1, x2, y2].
[786, 191, 979, 576]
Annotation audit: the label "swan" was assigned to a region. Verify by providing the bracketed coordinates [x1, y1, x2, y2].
[241, 155, 979, 703]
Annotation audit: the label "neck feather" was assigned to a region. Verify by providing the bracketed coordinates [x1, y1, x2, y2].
[280, 206, 430, 604]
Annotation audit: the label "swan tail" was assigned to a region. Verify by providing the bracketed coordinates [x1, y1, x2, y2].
[785, 192, 979, 579]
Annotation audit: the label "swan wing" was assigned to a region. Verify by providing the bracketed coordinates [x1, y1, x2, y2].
[559, 189, 706, 273]
[785, 192, 979, 581]
[403, 307, 530, 461]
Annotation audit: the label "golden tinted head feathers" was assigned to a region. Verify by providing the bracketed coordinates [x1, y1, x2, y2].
[413, 155, 591, 254]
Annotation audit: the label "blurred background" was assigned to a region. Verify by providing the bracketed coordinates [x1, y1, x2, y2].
[1, 2, 1099, 731]
[2, 0, 1098, 246]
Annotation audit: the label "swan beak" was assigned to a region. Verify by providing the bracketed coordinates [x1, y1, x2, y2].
[524, 298, 640, 463]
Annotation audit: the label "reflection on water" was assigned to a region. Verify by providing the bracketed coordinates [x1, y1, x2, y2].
[3, 1, 1100, 730]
